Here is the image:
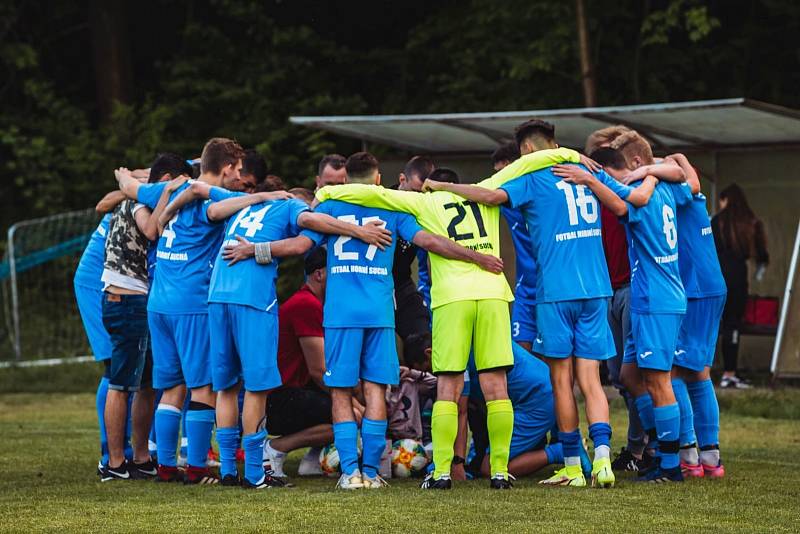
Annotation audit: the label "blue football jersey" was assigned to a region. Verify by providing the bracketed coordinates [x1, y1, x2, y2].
[74, 214, 111, 289]
[307, 199, 424, 328]
[501, 167, 631, 303]
[501, 206, 537, 305]
[138, 182, 240, 314]
[468, 342, 552, 409]
[668, 184, 727, 299]
[209, 199, 309, 312]
[624, 181, 687, 314]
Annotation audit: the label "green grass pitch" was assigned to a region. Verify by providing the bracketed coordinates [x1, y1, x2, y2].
[1, 391, 799, 533]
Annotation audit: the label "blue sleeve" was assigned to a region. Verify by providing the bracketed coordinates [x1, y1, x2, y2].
[209, 187, 243, 202]
[625, 202, 642, 225]
[499, 176, 532, 209]
[396, 213, 424, 243]
[596, 170, 632, 201]
[136, 182, 167, 209]
[300, 228, 325, 246]
[669, 182, 693, 207]
[287, 199, 310, 235]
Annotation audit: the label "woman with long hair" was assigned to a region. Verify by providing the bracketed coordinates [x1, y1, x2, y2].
[711, 184, 769, 388]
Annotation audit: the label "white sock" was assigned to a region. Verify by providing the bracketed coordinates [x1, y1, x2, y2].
[681, 446, 699, 465]
[594, 445, 610, 461]
[264, 440, 286, 458]
[699, 449, 720, 467]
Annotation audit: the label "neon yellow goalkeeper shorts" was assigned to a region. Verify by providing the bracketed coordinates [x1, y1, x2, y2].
[431, 299, 513, 374]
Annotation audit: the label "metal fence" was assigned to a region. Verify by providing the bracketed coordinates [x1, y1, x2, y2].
[1, 209, 100, 361]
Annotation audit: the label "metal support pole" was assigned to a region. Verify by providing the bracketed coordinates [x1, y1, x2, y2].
[770, 218, 800, 378]
[7, 224, 21, 360]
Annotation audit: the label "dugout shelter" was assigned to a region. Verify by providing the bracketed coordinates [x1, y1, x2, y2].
[291, 98, 800, 379]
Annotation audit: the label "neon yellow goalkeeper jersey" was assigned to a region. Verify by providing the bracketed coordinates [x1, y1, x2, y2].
[315, 147, 580, 309]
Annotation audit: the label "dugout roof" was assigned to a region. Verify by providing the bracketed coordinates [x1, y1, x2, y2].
[290, 98, 800, 154]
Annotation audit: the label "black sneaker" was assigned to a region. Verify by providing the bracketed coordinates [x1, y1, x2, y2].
[490, 474, 514, 489]
[242, 472, 287, 489]
[635, 465, 684, 483]
[130, 459, 158, 480]
[101, 461, 132, 482]
[221, 474, 240, 487]
[612, 447, 647, 472]
[420, 474, 452, 490]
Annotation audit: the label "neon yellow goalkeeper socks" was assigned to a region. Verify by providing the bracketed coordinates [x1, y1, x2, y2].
[487, 399, 514, 477]
[431, 400, 458, 478]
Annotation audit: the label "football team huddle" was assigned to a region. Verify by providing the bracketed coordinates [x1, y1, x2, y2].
[74, 118, 726, 490]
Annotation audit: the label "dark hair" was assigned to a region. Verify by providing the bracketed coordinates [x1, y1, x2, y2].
[403, 155, 435, 181]
[148, 153, 192, 184]
[491, 143, 520, 166]
[304, 246, 327, 275]
[428, 167, 460, 184]
[289, 187, 315, 204]
[200, 137, 245, 175]
[514, 119, 556, 147]
[190, 161, 202, 179]
[718, 184, 761, 258]
[242, 149, 269, 184]
[589, 147, 627, 170]
[345, 151, 379, 179]
[255, 174, 287, 193]
[317, 154, 346, 177]
[403, 331, 431, 368]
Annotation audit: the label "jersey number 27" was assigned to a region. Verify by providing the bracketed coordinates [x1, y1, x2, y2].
[334, 215, 386, 261]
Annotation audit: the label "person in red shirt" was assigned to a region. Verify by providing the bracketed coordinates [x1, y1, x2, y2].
[589, 141, 648, 473]
[262, 248, 364, 477]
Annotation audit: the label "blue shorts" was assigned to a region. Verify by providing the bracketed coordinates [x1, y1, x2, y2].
[75, 282, 112, 361]
[511, 299, 537, 344]
[624, 312, 684, 371]
[209, 303, 281, 392]
[102, 293, 148, 392]
[508, 396, 555, 460]
[675, 296, 726, 372]
[149, 311, 211, 390]
[324, 327, 399, 388]
[534, 299, 615, 360]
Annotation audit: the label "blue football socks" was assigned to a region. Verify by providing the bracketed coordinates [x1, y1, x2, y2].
[186, 404, 216, 468]
[333, 421, 360, 476]
[653, 403, 681, 470]
[361, 418, 388, 479]
[154, 403, 182, 467]
[242, 430, 266, 485]
[216, 427, 240, 478]
[671, 378, 697, 447]
[96, 376, 110, 466]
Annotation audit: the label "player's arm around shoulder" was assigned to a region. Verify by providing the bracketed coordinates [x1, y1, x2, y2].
[206, 190, 292, 222]
[411, 230, 504, 274]
[316, 183, 423, 216]
[422, 180, 508, 206]
[297, 210, 392, 250]
[553, 164, 630, 217]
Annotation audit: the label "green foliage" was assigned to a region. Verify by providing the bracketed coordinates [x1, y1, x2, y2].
[1, 0, 799, 232]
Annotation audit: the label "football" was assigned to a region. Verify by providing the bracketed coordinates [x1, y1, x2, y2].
[319, 443, 341, 477]
[391, 439, 430, 478]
